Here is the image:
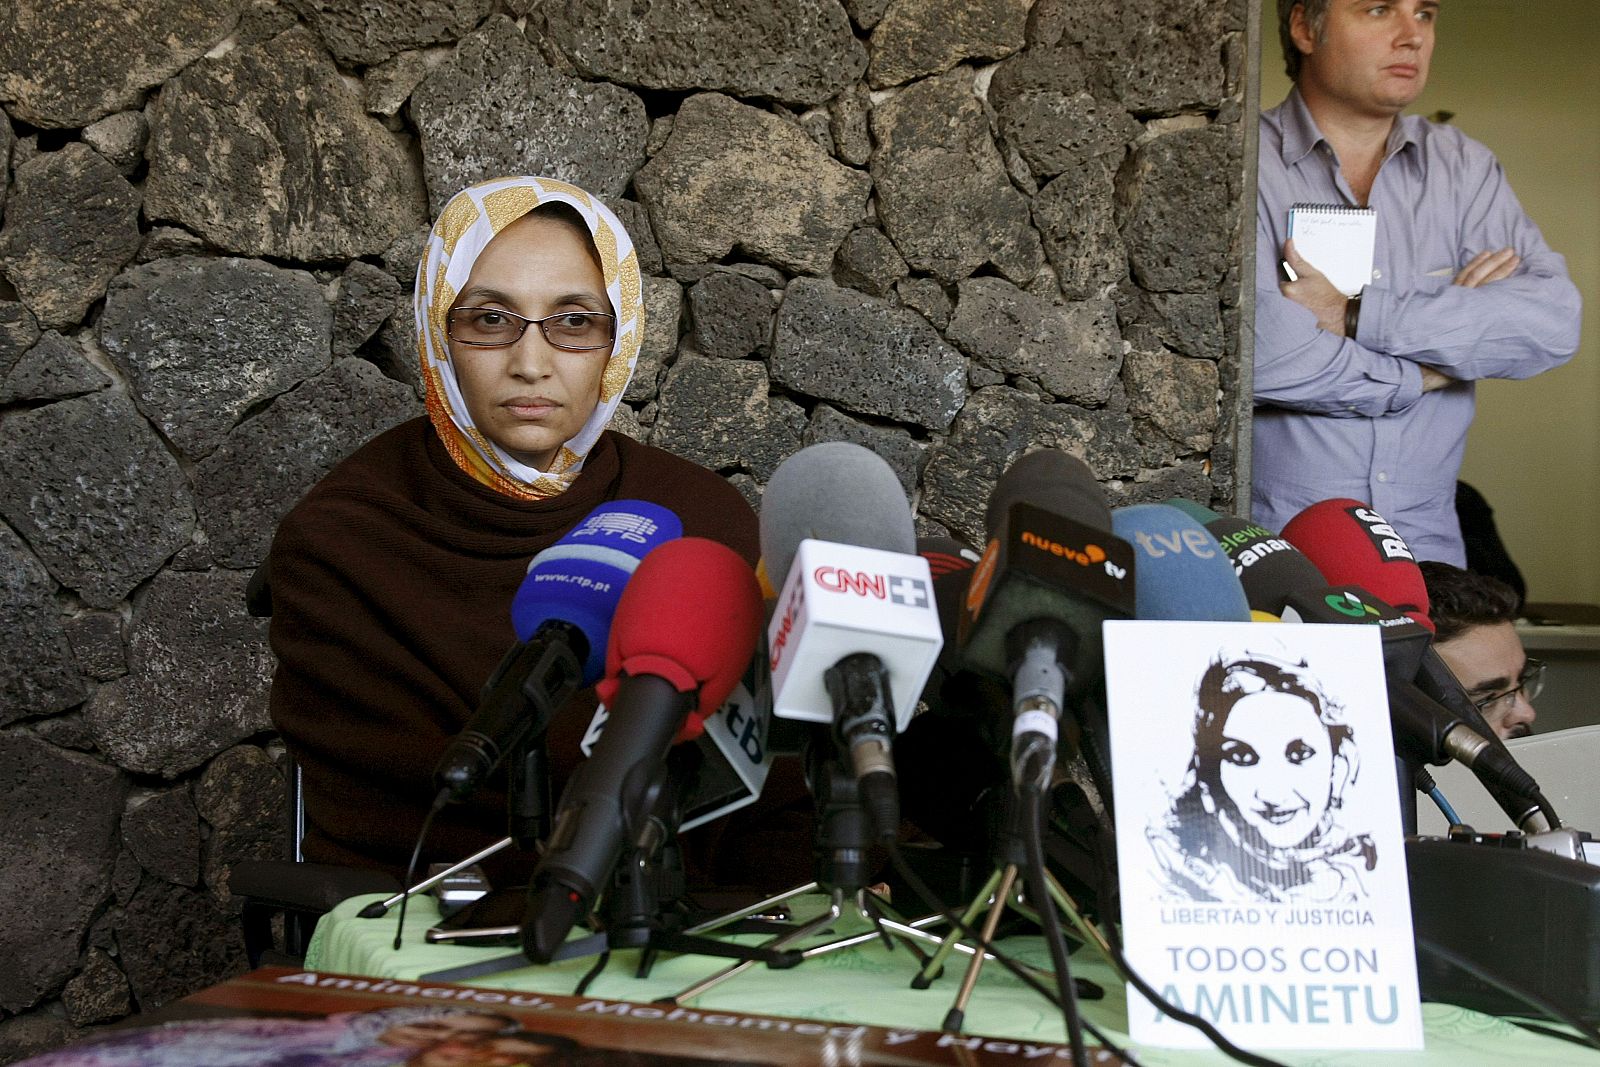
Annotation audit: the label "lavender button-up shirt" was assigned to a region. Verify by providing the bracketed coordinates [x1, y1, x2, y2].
[1252, 89, 1581, 565]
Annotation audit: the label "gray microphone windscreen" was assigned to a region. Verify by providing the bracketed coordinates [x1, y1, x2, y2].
[759, 442, 916, 588]
[984, 449, 1110, 537]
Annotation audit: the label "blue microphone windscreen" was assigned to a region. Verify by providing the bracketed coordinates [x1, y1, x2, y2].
[511, 500, 683, 683]
[1112, 503, 1251, 621]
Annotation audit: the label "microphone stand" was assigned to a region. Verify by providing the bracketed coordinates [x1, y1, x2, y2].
[661, 738, 986, 1006]
[420, 746, 800, 984]
[909, 775, 1115, 1034]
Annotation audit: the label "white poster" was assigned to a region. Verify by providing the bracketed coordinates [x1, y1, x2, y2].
[1104, 620, 1424, 1050]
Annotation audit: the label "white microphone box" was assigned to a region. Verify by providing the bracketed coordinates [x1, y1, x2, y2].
[766, 538, 943, 730]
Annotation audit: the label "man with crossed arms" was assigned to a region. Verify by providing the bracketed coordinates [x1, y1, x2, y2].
[1253, 0, 1581, 565]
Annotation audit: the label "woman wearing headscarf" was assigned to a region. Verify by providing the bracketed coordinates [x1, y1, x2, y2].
[1148, 653, 1378, 904]
[268, 177, 806, 892]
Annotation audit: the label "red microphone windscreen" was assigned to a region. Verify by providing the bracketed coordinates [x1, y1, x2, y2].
[1281, 499, 1434, 630]
[597, 537, 763, 739]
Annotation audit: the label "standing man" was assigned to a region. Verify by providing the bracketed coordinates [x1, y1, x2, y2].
[1421, 561, 1540, 739]
[1253, 0, 1581, 565]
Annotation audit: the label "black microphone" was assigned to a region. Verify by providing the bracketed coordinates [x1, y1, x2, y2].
[960, 450, 1136, 794]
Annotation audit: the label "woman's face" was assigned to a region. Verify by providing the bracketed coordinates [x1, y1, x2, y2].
[378, 1013, 508, 1046]
[448, 212, 611, 472]
[1215, 691, 1335, 850]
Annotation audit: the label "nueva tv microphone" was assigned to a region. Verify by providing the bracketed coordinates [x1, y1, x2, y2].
[432, 501, 683, 805]
[961, 450, 1135, 793]
[1278, 500, 1551, 831]
[522, 537, 763, 963]
[761, 442, 942, 841]
[1111, 504, 1250, 621]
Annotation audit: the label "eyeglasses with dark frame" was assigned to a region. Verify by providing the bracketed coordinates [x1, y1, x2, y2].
[447, 307, 615, 351]
[1472, 658, 1545, 716]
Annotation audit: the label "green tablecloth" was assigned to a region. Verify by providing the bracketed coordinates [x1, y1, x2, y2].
[305, 892, 1598, 1066]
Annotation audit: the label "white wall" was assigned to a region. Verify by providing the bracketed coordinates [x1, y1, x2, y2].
[1258, 0, 1600, 603]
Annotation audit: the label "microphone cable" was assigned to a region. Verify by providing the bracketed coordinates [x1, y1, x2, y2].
[1413, 768, 1462, 826]
[1019, 781, 1090, 1067]
[393, 789, 450, 951]
[884, 839, 1143, 1066]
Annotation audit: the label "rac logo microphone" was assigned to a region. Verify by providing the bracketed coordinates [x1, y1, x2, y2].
[1349, 505, 1416, 562]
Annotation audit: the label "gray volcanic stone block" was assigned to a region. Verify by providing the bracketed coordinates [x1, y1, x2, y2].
[0, 0, 237, 128]
[286, 0, 493, 66]
[0, 522, 86, 723]
[946, 277, 1122, 405]
[82, 111, 148, 173]
[0, 733, 126, 1013]
[770, 277, 965, 431]
[612, 200, 663, 277]
[363, 48, 437, 120]
[136, 226, 208, 263]
[412, 19, 647, 213]
[544, 0, 865, 108]
[871, 69, 1043, 285]
[0, 391, 195, 608]
[833, 228, 908, 298]
[921, 386, 1141, 543]
[998, 90, 1137, 181]
[894, 277, 951, 331]
[0, 1013, 82, 1063]
[0, 331, 109, 404]
[0, 114, 11, 214]
[114, 879, 246, 1010]
[333, 260, 403, 357]
[1123, 347, 1219, 453]
[844, 0, 892, 31]
[636, 94, 869, 277]
[688, 270, 775, 361]
[145, 29, 427, 260]
[65, 611, 127, 682]
[193, 359, 419, 569]
[1033, 159, 1125, 298]
[100, 257, 333, 462]
[828, 83, 872, 168]
[803, 404, 927, 497]
[1120, 286, 1224, 361]
[122, 787, 201, 888]
[1107, 460, 1213, 510]
[1118, 126, 1235, 293]
[625, 276, 682, 404]
[1031, 0, 1232, 115]
[651, 356, 804, 480]
[62, 949, 131, 1027]
[196, 745, 287, 903]
[0, 303, 37, 381]
[868, 0, 1027, 88]
[0, 145, 141, 329]
[85, 570, 273, 778]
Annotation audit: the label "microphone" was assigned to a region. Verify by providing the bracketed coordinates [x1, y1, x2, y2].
[960, 450, 1135, 793]
[1110, 504, 1250, 621]
[432, 501, 683, 805]
[522, 538, 763, 962]
[1278, 500, 1550, 830]
[761, 442, 941, 840]
[1204, 514, 1328, 617]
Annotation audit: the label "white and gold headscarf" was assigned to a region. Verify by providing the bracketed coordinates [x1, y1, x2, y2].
[416, 176, 642, 500]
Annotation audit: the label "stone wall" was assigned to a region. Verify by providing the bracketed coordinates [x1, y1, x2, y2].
[0, 0, 1250, 1057]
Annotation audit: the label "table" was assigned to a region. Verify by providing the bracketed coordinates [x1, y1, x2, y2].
[305, 892, 1600, 1065]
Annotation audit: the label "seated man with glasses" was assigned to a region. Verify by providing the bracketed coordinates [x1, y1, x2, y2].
[1420, 562, 1542, 740]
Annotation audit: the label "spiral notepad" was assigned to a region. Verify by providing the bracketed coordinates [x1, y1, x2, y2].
[1288, 203, 1377, 297]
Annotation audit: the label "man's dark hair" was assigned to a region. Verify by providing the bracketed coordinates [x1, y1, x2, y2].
[1420, 561, 1520, 642]
[1279, 0, 1331, 82]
